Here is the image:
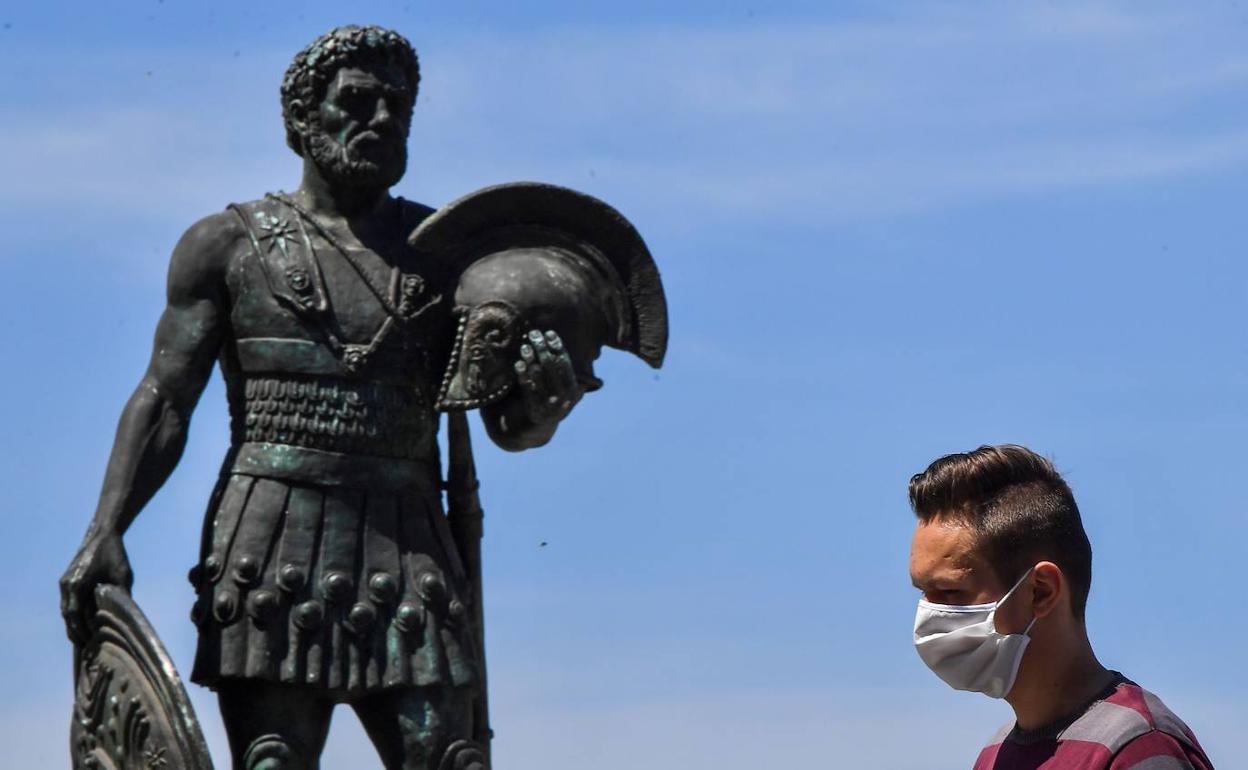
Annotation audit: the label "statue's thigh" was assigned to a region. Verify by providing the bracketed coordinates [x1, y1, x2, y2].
[352, 686, 474, 770]
[217, 681, 335, 770]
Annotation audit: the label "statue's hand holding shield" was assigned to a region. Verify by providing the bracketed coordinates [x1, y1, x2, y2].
[60, 530, 133, 646]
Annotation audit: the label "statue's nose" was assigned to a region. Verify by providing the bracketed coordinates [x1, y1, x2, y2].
[371, 96, 393, 127]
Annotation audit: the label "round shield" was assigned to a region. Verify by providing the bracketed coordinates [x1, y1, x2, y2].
[70, 585, 214, 770]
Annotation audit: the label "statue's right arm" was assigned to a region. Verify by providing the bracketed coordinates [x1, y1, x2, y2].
[59, 212, 239, 645]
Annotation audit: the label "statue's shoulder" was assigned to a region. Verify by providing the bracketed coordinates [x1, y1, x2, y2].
[396, 197, 457, 279]
[165, 207, 253, 299]
[396, 196, 438, 230]
[181, 207, 251, 252]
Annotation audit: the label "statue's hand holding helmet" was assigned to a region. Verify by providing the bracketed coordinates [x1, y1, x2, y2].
[514, 328, 583, 425]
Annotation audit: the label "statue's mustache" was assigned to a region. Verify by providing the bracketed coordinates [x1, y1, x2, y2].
[347, 129, 397, 152]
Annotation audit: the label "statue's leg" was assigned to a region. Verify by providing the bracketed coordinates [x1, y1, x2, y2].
[217, 680, 335, 770]
[351, 686, 477, 770]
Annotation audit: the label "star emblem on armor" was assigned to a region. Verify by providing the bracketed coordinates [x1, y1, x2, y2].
[255, 212, 299, 259]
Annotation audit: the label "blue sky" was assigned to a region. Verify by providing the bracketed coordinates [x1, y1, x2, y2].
[2, 1, 1245, 767]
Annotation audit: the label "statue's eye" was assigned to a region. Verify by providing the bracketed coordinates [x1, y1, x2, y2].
[337, 88, 373, 113]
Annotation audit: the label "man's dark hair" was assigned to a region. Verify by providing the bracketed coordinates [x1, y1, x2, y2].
[280, 25, 421, 157]
[909, 445, 1093, 620]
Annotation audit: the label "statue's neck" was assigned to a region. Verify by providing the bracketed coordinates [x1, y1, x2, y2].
[295, 158, 393, 221]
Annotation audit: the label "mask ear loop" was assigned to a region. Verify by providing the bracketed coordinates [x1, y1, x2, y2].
[1007, 571, 1041, 638]
[990, 568, 1038, 635]
[1022, 614, 1039, 637]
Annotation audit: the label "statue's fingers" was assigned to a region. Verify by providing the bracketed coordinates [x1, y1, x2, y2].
[528, 335, 564, 392]
[515, 359, 541, 393]
[548, 339, 578, 393]
[59, 583, 73, 621]
[537, 363, 562, 404]
[62, 592, 86, 645]
[530, 337, 554, 369]
[542, 348, 577, 398]
[527, 362, 546, 396]
[558, 360, 578, 398]
[544, 357, 573, 400]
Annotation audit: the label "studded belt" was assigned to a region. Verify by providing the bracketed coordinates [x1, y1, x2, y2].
[231, 442, 439, 493]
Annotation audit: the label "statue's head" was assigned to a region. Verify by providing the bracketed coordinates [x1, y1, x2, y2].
[281, 26, 420, 191]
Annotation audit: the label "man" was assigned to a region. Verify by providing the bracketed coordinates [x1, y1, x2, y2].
[908, 445, 1215, 769]
[59, 26, 582, 770]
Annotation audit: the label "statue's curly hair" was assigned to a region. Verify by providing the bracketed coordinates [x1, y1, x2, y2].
[280, 25, 420, 156]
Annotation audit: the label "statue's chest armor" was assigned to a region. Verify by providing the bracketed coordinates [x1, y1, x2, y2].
[219, 197, 453, 463]
[223, 197, 454, 384]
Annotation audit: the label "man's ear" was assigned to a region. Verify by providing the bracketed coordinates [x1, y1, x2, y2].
[1031, 561, 1065, 619]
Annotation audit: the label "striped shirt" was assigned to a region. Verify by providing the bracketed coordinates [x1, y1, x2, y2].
[973, 673, 1214, 769]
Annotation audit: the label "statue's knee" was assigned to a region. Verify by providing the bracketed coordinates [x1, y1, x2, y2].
[243, 734, 305, 770]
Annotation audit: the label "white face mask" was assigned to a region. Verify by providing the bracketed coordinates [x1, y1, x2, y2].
[913, 570, 1038, 699]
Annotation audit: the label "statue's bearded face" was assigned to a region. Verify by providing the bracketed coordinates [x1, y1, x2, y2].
[305, 65, 411, 190]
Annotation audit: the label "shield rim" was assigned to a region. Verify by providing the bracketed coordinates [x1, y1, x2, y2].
[72, 584, 214, 770]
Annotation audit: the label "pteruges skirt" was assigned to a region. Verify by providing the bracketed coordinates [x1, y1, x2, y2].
[188, 471, 477, 699]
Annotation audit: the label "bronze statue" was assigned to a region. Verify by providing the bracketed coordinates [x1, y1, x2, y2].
[59, 25, 667, 770]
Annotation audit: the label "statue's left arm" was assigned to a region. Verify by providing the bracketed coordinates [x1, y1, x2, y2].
[480, 329, 583, 451]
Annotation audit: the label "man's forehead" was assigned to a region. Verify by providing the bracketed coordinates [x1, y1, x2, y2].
[909, 518, 987, 581]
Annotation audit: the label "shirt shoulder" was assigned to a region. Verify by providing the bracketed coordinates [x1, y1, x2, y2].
[1107, 683, 1213, 769]
[972, 720, 1014, 769]
[1056, 683, 1154, 756]
[1108, 730, 1210, 769]
[1063, 680, 1213, 770]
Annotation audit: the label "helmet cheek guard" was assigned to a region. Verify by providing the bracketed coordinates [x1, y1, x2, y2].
[437, 300, 524, 410]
